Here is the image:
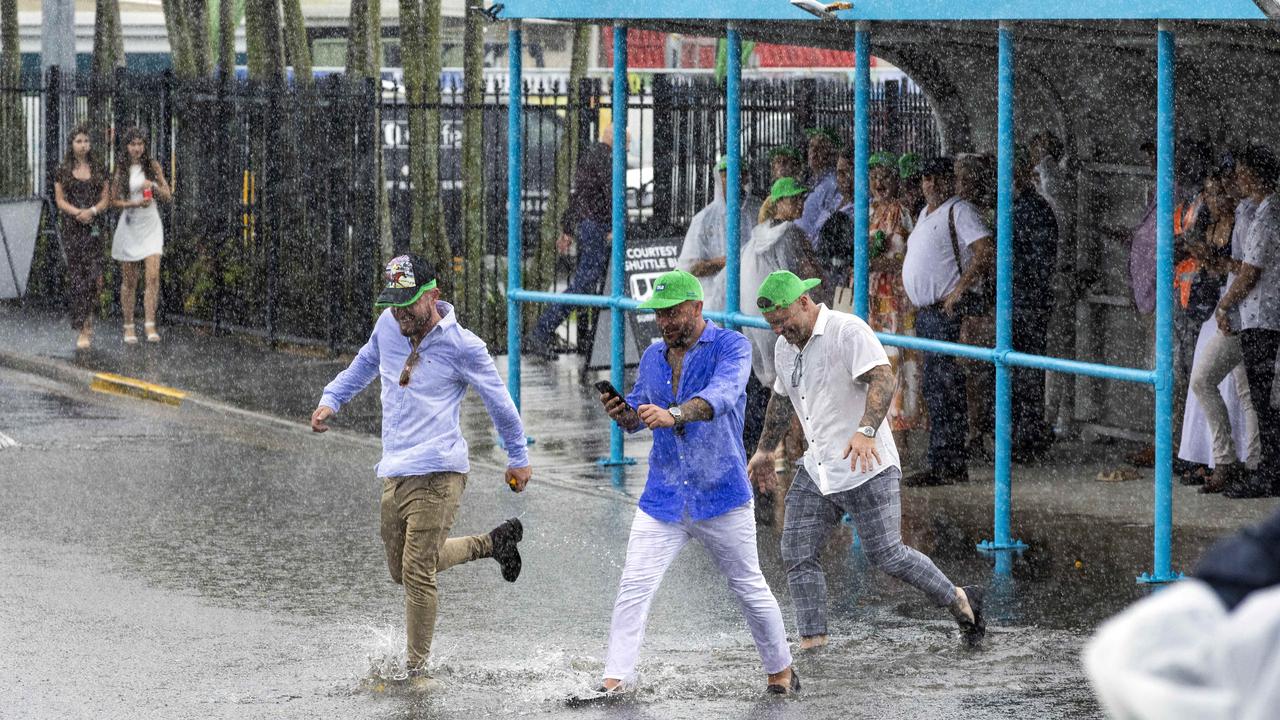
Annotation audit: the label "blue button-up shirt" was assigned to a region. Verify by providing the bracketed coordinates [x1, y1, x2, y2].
[795, 170, 842, 245]
[625, 321, 753, 522]
[319, 302, 529, 478]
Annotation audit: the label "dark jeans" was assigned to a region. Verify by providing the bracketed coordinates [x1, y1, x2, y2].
[1012, 311, 1053, 452]
[1239, 328, 1280, 490]
[531, 219, 609, 347]
[916, 305, 968, 475]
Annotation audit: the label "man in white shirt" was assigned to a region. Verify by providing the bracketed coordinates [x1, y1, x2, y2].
[900, 157, 994, 486]
[1215, 145, 1280, 499]
[746, 271, 986, 651]
[677, 156, 762, 312]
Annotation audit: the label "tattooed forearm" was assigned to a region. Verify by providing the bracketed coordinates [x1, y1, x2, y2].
[678, 397, 715, 424]
[857, 364, 897, 429]
[756, 391, 796, 453]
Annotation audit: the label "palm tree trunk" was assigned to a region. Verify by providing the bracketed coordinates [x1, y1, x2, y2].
[280, 0, 311, 87]
[0, 0, 24, 196]
[460, 0, 484, 318]
[420, 0, 448, 294]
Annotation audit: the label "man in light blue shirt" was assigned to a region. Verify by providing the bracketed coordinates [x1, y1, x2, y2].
[585, 269, 796, 700]
[311, 254, 532, 678]
[794, 127, 844, 245]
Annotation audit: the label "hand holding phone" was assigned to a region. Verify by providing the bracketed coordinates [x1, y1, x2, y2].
[595, 380, 634, 424]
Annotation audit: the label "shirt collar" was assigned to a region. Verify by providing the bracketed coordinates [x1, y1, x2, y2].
[811, 304, 833, 337]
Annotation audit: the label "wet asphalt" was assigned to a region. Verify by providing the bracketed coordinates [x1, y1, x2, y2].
[0, 362, 1245, 719]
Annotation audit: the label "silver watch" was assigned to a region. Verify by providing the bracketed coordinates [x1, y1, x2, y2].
[856, 425, 876, 438]
[668, 406, 684, 425]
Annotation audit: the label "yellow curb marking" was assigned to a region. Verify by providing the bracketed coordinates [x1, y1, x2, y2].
[90, 372, 188, 407]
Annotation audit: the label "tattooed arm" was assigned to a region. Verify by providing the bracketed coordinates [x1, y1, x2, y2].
[843, 363, 898, 473]
[747, 391, 797, 492]
[857, 364, 898, 430]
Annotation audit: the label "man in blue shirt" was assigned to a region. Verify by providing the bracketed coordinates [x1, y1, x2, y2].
[592, 269, 796, 697]
[310, 254, 533, 679]
[794, 127, 844, 245]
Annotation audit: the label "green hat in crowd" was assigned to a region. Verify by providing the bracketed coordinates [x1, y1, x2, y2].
[756, 270, 821, 313]
[638, 269, 704, 310]
[769, 176, 808, 202]
[805, 127, 841, 146]
[869, 151, 899, 170]
[715, 155, 729, 172]
[898, 152, 922, 180]
[769, 146, 803, 163]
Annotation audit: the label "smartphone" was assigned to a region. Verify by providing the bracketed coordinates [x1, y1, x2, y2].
[594, 380, 628, 408]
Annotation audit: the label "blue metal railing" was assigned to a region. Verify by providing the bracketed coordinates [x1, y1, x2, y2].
[505, 20, 1179, 584]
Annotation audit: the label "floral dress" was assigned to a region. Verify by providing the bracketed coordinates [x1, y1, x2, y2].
[868, 199, 921, 430]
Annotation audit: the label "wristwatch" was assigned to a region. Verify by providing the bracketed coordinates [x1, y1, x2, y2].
[668, 406, 684, 426]
[856, 425, 877, 438]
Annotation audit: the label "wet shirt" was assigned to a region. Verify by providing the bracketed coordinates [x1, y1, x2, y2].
[794, 171, 842, 243]
[902, 196, 991, 308]
[625, 322, 753, 522]
[1240, 194, 1280, 331]
[1223, 198, 1258, 331]
[1012, 189, 1059, 319]
[771, 305, 900, 495]
[319, 302, 529, 478]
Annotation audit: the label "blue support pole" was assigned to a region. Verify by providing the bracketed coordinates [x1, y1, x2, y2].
[852, 23, 870, 319]
[979, 21, 1027, 554]
[600, 23, 635, 469]
[506, 22, 524, 410]
[1139, 22, 1181, 584]
[725, 25, 742, 323]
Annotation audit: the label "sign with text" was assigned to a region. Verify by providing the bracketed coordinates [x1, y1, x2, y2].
[586, 236, 682, 370]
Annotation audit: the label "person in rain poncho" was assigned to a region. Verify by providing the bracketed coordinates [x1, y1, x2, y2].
[739, 177, 824, 391]
[677, 155, 762, 312]
[1085, 508, 1280, 720]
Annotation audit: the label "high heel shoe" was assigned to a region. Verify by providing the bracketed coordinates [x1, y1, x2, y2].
[123, 324, 138, 345]
[144, 321, 160, 343]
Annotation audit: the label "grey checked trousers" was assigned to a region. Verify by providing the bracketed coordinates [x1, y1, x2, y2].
[781, 465, 957, 638]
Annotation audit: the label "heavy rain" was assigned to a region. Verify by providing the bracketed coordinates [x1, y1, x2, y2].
[3, 1, 1280, 718]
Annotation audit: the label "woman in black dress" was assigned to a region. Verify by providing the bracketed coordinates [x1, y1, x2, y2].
[53, 124, 111, 349]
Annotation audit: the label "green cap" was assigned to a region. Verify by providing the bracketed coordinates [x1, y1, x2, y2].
[869, 151, 899, 170]
[769, 176, 808, 202]
[638, 269, 703, 310]
[715, 155, 728, 172]
[756, 270, 821, 313]
[898, 152, 921, 180]
[805, 127, 841, 146]
[769, 146, 803, 163]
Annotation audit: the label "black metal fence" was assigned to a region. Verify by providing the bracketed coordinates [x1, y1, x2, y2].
[6, 68, 381, 350]
[385, 74, 941, 354]
[7, 70, 940, 354]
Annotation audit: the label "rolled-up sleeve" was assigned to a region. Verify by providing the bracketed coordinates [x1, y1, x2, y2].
[692, 332, 752, 420]
[320, 334, 380, 413]
[461, 340, 529, 468]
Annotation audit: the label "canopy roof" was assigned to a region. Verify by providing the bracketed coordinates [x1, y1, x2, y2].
[499, 0, 1273, 22]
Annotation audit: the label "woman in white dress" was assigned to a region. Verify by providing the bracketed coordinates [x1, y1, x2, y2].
[111, 127, 172, 344]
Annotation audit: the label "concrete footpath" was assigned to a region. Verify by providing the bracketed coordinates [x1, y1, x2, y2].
[1, 301, 1275, 553]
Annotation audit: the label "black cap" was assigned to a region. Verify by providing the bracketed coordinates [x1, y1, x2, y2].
[920, 156, 954, 178]
[374, 254, 438, 308]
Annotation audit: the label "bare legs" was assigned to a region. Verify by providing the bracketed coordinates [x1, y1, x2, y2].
[119, 254, 161, 343]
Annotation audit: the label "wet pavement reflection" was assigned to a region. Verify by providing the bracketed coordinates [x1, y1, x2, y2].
[0, 366, 1247, 719]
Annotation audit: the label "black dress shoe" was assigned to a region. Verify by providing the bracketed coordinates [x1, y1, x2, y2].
[489, 518, 523, 582]
[956, 585, 986, 647]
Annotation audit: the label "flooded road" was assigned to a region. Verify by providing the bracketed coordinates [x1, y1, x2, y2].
[0, 366, 1234, 719]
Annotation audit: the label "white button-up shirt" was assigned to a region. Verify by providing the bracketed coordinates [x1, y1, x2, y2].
[772, 305, 900, 495]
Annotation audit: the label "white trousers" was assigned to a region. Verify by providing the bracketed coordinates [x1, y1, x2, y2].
[1189, 329, 1261, 468]
[603, 503, 793, 681]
